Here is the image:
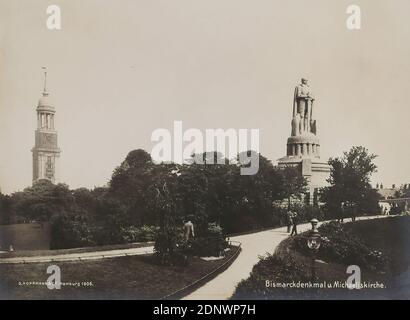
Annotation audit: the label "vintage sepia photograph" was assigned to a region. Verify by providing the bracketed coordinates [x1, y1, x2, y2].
[0, 0, 409, 303]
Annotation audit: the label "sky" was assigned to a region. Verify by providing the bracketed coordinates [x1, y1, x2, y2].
[0, 0, 409, 194]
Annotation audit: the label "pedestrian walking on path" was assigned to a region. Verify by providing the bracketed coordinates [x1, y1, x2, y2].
[286, 210, 293, 233]
[290, 212, 298, 236]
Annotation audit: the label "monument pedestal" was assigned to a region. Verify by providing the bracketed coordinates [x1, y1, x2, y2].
[278, 132, 330, 203]
[278, 126, 330, 204]
[278, 155, 330, 204]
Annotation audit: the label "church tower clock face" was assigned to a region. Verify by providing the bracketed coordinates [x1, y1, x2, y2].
[31, 69, 61, 184]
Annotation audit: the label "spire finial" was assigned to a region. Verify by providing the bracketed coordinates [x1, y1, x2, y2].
[41, 66, 48, 95]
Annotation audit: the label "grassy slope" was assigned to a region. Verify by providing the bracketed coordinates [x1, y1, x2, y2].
[0, 247, 237, 300]
[344, 217, 410, 275]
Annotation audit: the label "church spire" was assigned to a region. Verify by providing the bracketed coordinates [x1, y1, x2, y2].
[42, 66, 48, 96]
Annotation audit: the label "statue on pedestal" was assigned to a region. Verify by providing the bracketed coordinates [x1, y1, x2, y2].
[292, 78, 316, 136]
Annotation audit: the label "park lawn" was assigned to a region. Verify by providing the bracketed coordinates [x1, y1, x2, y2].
[0, 223, 51, 251]
[0, 246, 238, 300]
[232, 216, 410, 300]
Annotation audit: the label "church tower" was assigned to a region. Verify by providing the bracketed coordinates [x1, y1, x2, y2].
[31, 68, 61, 184]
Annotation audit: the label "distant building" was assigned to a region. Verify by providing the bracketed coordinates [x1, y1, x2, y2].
[376, 183, 410, 215]
[376, 183, 400, 200]
[31, 69, 61, 184]
[378, 188, 398, 200]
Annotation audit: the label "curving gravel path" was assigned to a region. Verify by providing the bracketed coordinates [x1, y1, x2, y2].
[0, 246, 154, 264]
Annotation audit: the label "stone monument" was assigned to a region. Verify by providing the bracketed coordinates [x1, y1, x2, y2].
[278, 78, 330, 203]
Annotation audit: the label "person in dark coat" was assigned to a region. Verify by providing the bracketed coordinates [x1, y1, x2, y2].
[291, 212, 298, 236]
[286, 210, 294, 233]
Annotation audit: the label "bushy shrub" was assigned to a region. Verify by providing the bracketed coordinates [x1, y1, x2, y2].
[207, 223, 223, 237]
[153, 225, 186, 265]
[291, 203, 325, 222]
[186, 223, 228, 257]
[50, 212, 96, 249]
[390, 204, 405, 215]
[292, 221, 389, 271]
[119, 225, 159, 243]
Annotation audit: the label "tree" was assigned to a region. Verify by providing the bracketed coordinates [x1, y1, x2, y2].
[182, 151, 234, 231]
[11, 180, 75, 222]
[279, 165, 308, 209]
[321, 146, 378, 219]
[236, 154, 287, 227]
[397, 184, 410, 198]
[145, 169, 183, 265]
[92, 197, 129, 244]
[0, 192, 13, 224]
[50, 209, 95, 249]
[109, 149, 155, 225]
